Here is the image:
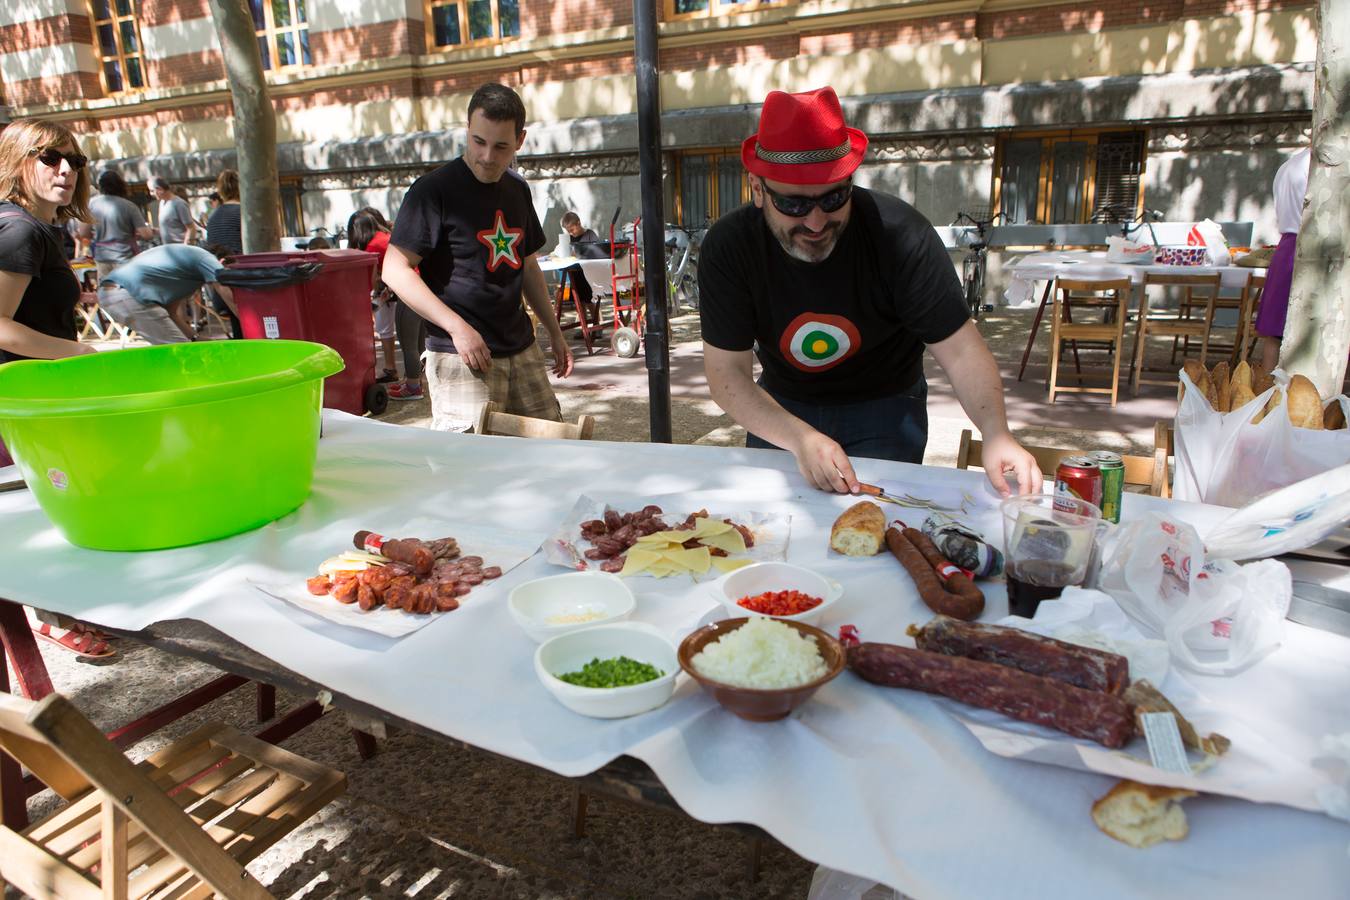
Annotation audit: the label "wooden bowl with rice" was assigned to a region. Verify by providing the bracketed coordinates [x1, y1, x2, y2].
[677, 617, 846, 722]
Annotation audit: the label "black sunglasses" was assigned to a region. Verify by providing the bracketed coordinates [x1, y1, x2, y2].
[33, 148, 89, 171]
[762, 181, 852, 218]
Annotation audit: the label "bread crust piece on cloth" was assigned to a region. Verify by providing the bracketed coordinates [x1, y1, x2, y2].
[1091, 779, 1196, 848]
[830, 501, 886, 556]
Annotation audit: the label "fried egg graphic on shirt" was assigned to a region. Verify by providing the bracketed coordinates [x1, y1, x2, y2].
[778, 313, 861, 372]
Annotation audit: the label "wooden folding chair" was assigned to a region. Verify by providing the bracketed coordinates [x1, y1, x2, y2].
[1234, 274, 1266, 366]
[473, 400, 596, 440]
[1047, 278, 1132, 406]
[0, 691, 345, 899]
[1130, 272, 1221, 396]
[956, 429, 1165, 496]
[1152, 421, 1175, 499]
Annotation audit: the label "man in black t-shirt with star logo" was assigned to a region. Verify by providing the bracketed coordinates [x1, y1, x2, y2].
[699, 86, 1040, 497]
[384, 83, 573, 431]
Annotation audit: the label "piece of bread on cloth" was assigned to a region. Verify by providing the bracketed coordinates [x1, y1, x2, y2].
[830, 501, 886, 556]
[1092, 779, 1196, 848]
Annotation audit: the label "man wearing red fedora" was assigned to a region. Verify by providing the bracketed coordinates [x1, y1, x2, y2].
[698, 86, 1040, 497]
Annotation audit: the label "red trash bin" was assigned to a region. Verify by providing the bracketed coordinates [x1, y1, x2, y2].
[226, 249, 385, 416]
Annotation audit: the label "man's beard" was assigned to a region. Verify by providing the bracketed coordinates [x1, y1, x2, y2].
[769, 218, 844, 263]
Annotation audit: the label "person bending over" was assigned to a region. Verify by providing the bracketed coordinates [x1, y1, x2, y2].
[698, 87, 1040, 497]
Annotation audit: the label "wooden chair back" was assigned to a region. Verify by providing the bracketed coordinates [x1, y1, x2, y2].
[0, 691, 344, 900]
[955, 429, 1164, 496]
[474, 400, 596, 440]
[1153, 421, 1175, 499]
[1048, 278, 1133, 406]
[1236, 274, 1266, 364]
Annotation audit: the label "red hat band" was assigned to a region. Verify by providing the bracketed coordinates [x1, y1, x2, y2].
[741, 86, 868, 186]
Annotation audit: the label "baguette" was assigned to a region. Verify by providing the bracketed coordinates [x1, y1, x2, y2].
[1092, 779, 1196, 849]
[1252, 388, 1282, 425]
[1210, 361, 1231, 412]
[1286, 374, 1324, 429]
[1230, 360, 1257, 409]
[1252, 364, 1276, 397]
[1326, 401, 1347, 431]
[1181, 361, 1213, 410]
[830, 501, 886, 557]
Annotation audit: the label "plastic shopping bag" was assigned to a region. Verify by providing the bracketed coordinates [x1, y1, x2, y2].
[1098, 513, 1291, 675]
[1173, 368, 1350, 508]
[1187, 218, 1232, 266]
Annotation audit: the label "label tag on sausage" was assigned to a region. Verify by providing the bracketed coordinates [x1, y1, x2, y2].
[1140, 712, 1193, 775]
[362, 532, 386, 555]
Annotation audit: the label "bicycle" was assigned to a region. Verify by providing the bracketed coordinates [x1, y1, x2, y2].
[664, 221, 707, 314]
[952, 210, 1005, 321]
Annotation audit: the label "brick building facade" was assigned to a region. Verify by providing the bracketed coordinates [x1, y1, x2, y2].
[0, 0, 1317, 249]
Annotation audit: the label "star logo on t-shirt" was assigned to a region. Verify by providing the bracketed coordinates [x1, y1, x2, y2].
[477, 210, 524, 272]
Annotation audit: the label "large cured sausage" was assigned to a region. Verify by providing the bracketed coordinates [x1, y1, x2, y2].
[848, 642, 1135, 748]
[886, 526, 984, 620]
[908, 615, 1130, 695]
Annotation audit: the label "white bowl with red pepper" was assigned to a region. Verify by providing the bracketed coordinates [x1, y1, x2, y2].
[710, 562, 843, 627]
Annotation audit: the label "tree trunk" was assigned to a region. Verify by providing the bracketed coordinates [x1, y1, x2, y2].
[207, 0, 280, 253]
[1280, 0, 1350, 396]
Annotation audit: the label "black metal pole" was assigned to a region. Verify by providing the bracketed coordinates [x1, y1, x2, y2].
[634, 0, 672, 443]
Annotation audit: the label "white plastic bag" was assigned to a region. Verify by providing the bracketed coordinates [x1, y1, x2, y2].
[1098, 512, 1291, 675]
[1187, 218, 1231, 266]
[1105, 235, 1153, 264]
[1173, 369, 1350, 508]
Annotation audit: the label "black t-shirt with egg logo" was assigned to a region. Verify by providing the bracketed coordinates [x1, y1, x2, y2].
[390, 158, 545, 356]
[698, 188, 969, 403]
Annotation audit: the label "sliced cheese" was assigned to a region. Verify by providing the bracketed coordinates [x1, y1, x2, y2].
[636, 529, 690, 545]
[698, 529, 747, 554]
[620, 548, 664, 577]
[645, 562, 677, 578]
[690, 517, 733, 538]
[661, 546, 712, 575]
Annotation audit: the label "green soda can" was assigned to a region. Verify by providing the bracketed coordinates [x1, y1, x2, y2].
[1088, 451, 1124, 523]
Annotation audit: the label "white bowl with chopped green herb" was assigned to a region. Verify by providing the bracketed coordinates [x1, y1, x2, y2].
[509, 571, 636, 644]
[535, 622, 679, 718]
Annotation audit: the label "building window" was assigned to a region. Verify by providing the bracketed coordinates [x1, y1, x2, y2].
[994, 129, 1146, 225]
[90, 0, 146, 93]
[673, 150, 747, 226]
[250, 0, 312, 70]
[666, 0, 785, 19]
[280, 178, 305, 236]
[428, 0, 521, 48]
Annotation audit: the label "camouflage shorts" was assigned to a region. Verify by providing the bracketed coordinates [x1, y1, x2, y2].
[424, 342, 562, 432]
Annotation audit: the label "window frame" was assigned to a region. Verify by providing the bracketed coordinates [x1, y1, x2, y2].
[991, 126, 1148, 226]
[252, 0, 312, 72]
[424, 0, 522, 51]
[663, 0, 787, 20]
[88, 0, 147, 96]
[672, 147, 749, 226]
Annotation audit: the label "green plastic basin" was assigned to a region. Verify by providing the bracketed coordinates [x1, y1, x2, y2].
[0, 340, 344, 550]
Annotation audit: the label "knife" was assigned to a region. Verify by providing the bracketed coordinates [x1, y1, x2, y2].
[856, 483, 906, 505]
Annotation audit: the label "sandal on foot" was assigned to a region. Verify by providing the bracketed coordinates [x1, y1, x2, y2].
[33, 622, 116, 660]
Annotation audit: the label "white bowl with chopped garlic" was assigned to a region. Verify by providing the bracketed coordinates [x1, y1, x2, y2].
[711, 561, 843, 627]
[509, 571, 636, 643]
[534, 622, 680, 718]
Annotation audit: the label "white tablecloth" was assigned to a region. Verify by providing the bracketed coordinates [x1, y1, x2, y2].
[536, 255, 617, 294]
[1004, 251, 1262, 306]
[2, 413, 1347, 898]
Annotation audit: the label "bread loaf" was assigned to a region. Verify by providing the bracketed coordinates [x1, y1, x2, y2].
[829, 501, 886, 557]
[1326, 401, 1347, 431]
[1286, 374, 1324, 429]
[1091, 779, 1195, 849]
[1253, 388, 1282, 425]
[1210, 361, 1231, 412]
[1229, 361, 1256, 409]
[1252, 364, 1276, 397]
[1181, 361, 1212, 409]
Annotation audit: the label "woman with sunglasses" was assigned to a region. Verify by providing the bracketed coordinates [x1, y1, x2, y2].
[699, 88, 1040, 499]
[0, 118, 116, 659]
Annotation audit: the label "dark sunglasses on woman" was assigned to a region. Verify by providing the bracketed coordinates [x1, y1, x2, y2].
[33, 148, 89, 171]
[762, 181, 852, 218]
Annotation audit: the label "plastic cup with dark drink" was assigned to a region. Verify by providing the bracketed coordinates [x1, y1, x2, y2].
[1000, 494, 1104, 618]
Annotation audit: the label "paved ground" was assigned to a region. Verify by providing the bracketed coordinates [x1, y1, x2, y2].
[7, 306, 1189, 899]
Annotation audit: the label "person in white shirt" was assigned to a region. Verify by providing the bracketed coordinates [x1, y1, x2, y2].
[1254, 146, 1310, 371]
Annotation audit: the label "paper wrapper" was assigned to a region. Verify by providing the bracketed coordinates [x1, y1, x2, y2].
[940, 589, 1334, 815]
[544, 494, 790, 581]
[252, 519, 541, 638]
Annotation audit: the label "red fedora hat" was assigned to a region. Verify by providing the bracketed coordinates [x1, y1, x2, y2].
[741, 86, 868, 185]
